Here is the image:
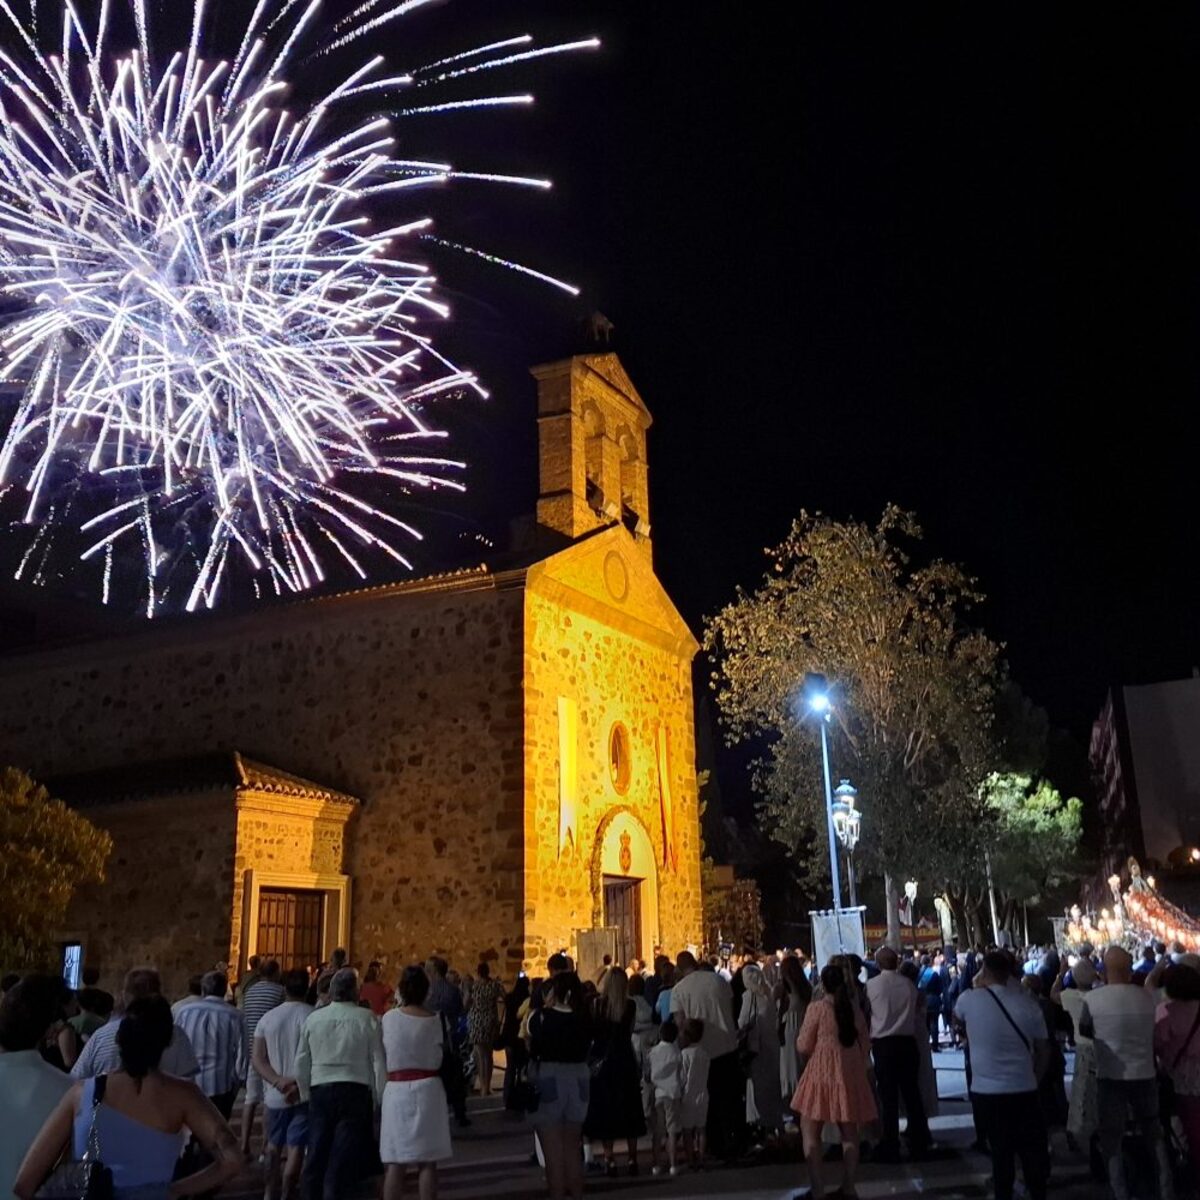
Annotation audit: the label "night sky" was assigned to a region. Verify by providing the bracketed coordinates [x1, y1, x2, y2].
[458, 2, 1200, 744]
[4, 2, 1200, 750]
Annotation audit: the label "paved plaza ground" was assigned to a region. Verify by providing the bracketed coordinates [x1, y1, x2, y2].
[225, 1049, 1111, 1200]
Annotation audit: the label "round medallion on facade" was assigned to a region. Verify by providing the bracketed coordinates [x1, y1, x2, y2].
[603, 550, 629, 602]
[609, 722, 632, 794]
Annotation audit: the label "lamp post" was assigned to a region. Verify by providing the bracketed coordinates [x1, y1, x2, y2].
[802, 673, 842, 913]
[905, 879, 919, 955]
[831, 779, 862, 908]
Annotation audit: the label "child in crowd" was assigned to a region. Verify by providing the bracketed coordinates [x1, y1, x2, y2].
[647, 1019, 683, 1176]
[679, 1017, 710, 1169]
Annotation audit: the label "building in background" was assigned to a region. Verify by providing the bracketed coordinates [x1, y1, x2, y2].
[1091, 673, 1200, 887]
[0, 354, 704, 993]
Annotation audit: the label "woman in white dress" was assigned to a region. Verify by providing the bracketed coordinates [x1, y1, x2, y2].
[381, 965, 452, 1200]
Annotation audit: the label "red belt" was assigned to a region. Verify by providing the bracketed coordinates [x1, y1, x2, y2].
[387, 1069, 438, 1082]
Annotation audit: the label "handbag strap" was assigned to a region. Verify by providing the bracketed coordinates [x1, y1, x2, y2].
[1172, 1003, 1200, 1071]
[984, 988, 1031, 1054]
[83, 1074, 106, 1165]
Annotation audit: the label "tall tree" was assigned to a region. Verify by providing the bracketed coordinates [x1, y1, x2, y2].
[704, 507, 1000, 947]
[0, 767, 112, 969]
[984, 772, 1085, 938]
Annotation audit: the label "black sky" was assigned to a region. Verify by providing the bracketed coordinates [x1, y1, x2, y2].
[5, 2, 1200, 745]
[455, 1, 1200, 742]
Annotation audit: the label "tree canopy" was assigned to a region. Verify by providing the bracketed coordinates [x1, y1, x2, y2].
[703, 507, 1001, 933]
[0, 766, 112, 969]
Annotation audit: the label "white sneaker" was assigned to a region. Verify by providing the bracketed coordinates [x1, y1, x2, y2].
[651, 1167, 663, 1176]
[669, 1166, 682, 1176]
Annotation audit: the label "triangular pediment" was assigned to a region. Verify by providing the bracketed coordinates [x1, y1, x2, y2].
[525, 526, 697, 658]
[577, 354, 652, 424]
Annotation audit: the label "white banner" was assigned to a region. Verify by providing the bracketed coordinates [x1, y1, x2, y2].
[809, 908, 867, 971]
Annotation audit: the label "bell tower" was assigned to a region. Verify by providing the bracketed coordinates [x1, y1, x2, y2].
[532, 351, 652, 559]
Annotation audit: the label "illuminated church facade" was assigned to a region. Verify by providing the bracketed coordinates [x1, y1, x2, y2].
[0, 354, 704, 993]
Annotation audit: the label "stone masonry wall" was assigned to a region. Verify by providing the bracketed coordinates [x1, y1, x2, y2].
[63, 788, 238, 997]
[0, 582, 527, 983]
[522, 577, 703, 969]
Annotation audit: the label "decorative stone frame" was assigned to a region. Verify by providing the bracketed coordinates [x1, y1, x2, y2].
[589, 807, 660, 954]
[238, 868, 352, 977]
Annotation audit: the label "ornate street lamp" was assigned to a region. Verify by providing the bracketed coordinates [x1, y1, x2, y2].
[831, 780, 862, 907]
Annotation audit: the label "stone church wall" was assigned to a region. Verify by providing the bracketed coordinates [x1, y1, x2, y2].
[63, 789, 239, 996]
[522, 587, 704, 968]
[0, 582, 527, 981]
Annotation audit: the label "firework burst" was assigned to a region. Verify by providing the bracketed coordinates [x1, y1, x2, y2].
[0, 0, 595, 614]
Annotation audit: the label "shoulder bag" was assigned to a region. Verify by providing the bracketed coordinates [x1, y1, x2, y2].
[36, 1075, 114, 1200]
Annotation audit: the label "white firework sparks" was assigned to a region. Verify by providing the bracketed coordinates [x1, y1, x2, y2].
[0, 0, 596, 614]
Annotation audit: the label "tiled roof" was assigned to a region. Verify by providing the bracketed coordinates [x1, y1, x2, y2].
[48, 751, 359, 808]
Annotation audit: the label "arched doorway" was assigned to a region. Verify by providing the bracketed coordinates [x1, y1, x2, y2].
[595, 811, 659, 967]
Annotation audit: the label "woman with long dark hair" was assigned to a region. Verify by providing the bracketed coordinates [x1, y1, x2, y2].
[529, 972, 591, 1200]
[582, 968, 646, 1175]
[790, 965, 877, 1200]
[16, 996, 241, 1199]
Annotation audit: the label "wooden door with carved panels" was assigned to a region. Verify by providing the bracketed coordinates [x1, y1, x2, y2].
[603, 876, 642, 968]
[257, 889, 325, 970]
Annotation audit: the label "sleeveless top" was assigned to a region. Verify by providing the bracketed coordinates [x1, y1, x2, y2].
[73, 1076, 184, 1195]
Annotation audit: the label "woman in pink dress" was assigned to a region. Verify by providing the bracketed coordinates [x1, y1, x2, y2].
[791, 964, 877, 1200]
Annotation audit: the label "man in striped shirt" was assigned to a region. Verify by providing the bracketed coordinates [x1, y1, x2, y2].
[175, 970, 248, 1118]
[241, 959, 285, 1159]
[71, 967, 199, 1081]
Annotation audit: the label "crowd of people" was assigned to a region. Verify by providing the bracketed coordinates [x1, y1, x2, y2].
[1, 937, 1198, 1200]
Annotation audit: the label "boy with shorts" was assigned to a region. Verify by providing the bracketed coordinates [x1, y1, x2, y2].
[647, 1019, 683, 1175]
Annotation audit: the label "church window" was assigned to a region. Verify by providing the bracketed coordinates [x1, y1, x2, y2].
[609, 722, 632, 794]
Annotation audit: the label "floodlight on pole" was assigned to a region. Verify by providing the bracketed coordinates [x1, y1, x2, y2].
[801, 672, 842, 912]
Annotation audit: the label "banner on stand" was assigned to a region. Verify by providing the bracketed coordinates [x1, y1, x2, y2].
[810, 908, 866, 971]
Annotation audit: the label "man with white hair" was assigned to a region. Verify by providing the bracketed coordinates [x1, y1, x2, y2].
[295, 967, 386, 1200]
[1080, 945, 1176, 1200]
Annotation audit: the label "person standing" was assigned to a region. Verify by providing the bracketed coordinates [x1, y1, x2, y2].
[791, 964, 877, 1200]
[0, 976, 75, 1193]
[16, 996, 242, 1199]
[466, 962, 504, 1097]
[583, 967, 646, 1176]
[72, 967, 199, 1081]
[739, 963, 785, 1138]
[776, 955, 812, 1103]
[360, 962, 393, 1019]
[380, 965, 452, 1200]
[1082, 946, 1177, 1200]
[670, 951, 741, 1162]
[954, 951, 1050, 1200]
[1154, 958, 1200, 1183]
[238, 956, 263, 1009]
[647, 1020, 683, 1176]
[529, 971, 591, 1200]
[864, 946, 931, 1163]
[253, 969, 314, 1200]
[241, 959, 285, 1159]
[425, 957, 469, 1127]
[296, 968, 387, 1200]
[1053, 955, 1100, 1147]
[678, 1018, 711, 1170]
[174, 971, 247, 1119]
